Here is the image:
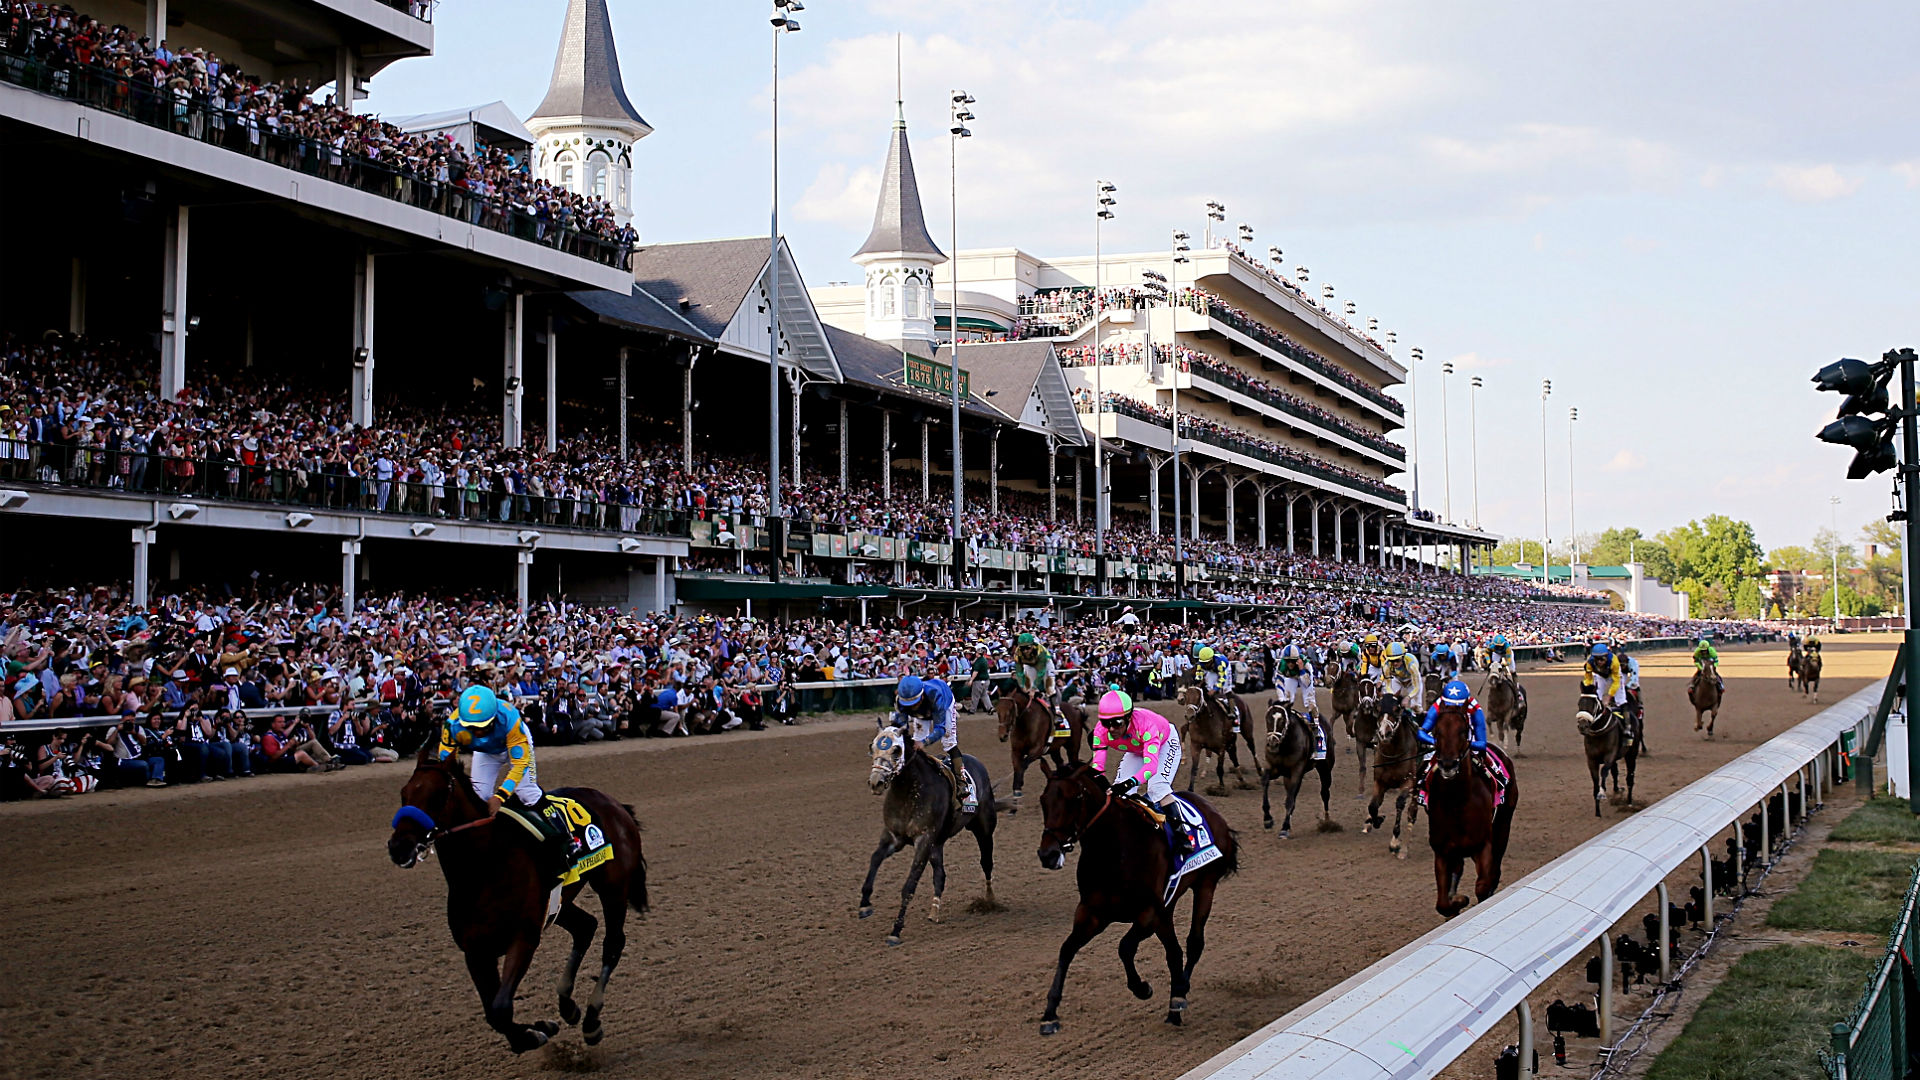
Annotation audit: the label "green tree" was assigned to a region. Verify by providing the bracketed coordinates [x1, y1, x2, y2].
[1583, 526, 1677, 581]
[1815, 582, 1877, 617]
[1660, 515, 1764, 587]
[1733, 578, 1766, 618]
[1765, 545, 1820, 573]
[1490, 538, 1561, 566]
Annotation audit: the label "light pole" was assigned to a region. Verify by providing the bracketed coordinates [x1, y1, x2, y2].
[1441, 360, 1454, 522]
[766, 0, 801, 552]
[1171, 229, 1191, 561]
[1470, 375, 1482, 528]
[1409, 347, 1423, 513]
[1569, 406, 1580, 564]
[1831, 494, 1843, 629]
[948, 90, 973, 552]
[1205, 200, 1225, 248]
[1093, 180, 1116, 557]
[1540, 379, 1553, 585]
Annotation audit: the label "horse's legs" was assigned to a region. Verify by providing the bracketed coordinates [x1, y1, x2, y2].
[485, 932, 555, 1053]
[1260, 769, 1275, 830]
[858, 830, 902, 918]
[1590, 759, 1603, 817]
[554, 898, 596, 1027]
[1186, 740, 1200, 793]
[1117, 914, 1158, 1000]
[1318, 761, 1334, 823]
[1364, 780, 1384, 832]
[888, 835, 937, 945]
[582, 880, 629, 1045]
[1152, 911, 1190, 1024]
[1183, 878, 1217, 984]
[1280, 770, 1303, 838]
[1624, 751, 1638, 809]
[971, 810, 997, 907]
[1011, 746, 1029, 801]
[1389, 789, 1410, 857]
[927, 842, 948, 924]
[1436, 853, 1469, 918]
[1040, 905, 1109, 1035]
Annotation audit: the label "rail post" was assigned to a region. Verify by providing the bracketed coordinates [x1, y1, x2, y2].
[1599, 933, 1614, 1049]
[1831, 1021, 1850, 1080]
[1759, 798, 1769, 867]
[1656, 881, 1672, 983]
[1516, 999, 1535, 1080]
[1700, 845, 1714, 923]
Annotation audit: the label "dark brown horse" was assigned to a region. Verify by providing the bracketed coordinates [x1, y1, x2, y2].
[1362, 695, 1424, 859]
[387, 746, 648, 1053]
[1175, 686, 1255, 794]
[859, 724, 999, 945]
[1690, 658, 1723, 737]
[1576, 692, 1637, 816]
[1259, 701, 1337, 838]
[1483, 669, 1527, 747]
[1034, 760, 1237, 1035]
[1787, 642, 1804, 687]
[1422, 670, 1445, 709]
[1424, 702, 1517, 918]
[997, 687, 1084, 803]
[1350, 678, 1382, 793]
[1328, 667, 1363, 740]
[1800, 649, 1824, 702]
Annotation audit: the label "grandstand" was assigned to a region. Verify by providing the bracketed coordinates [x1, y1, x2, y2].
[1, 0, 1524, 620]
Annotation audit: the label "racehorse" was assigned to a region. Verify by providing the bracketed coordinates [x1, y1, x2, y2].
[1424, 701, 1518, 919]
[387, 746, 647, 1053]
[1327, 667, 1362, 741]
[1362, 695, 1424, 858]
[1690, 658, 1723, 737]
[1576, 692, 1637, 816]
[996, 687, 1084, 803]
[1350, 676, 1382, 793]
[1483, 668, 1528, 747]
[1800, 648, 1824, 702]
[1033, 759, 1238, 1035]
[859, 724, 1000, 946]
[1787, 642, 1803, 687]
[1259, 701, 1337, 838]
[1175, 685, 1256, 794]
[1422, 670, 1445, 708]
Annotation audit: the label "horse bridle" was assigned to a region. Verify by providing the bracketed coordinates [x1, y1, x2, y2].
[1041, 777, 1114, 855]
[391, 758, 496, 865]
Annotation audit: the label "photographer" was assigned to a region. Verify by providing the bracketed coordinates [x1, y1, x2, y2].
[215, 710, 257, 778]
[324, 707, 374, 766]
[167, 702, 211, 782]
[258, 714, 338, 774]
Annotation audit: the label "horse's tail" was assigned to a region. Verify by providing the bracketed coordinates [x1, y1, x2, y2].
[621, 802, 651, 915]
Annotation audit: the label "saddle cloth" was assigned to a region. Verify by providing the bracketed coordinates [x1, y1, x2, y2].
[1161, 795, 1224, 906]
[1417, 751, 1512, 810]
[931, 753, 979, 812]
[498, 793, 616, 890]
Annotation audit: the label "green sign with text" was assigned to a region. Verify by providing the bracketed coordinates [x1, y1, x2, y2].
[904, 354, 970, 397]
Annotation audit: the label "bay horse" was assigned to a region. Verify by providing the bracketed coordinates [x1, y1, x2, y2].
[387, 745, 647, 1053]
[997, 687, 1083, 803]
[1801, 648, 1824, 701]
[1363, 695, 1424, 859]
[1259, 701, 1337, 838]
[859, 724, 999, 946]
[1576, 692, 1636, 816]
[1422, 669, 1445, 709]
[1787, 642, 1804, 687]
[1033, 759, 1238, 1035]
[1350, 677, 1382, 793]
[1175, 685, 1255, 794]
[1327, 667, 1362, 741]
[1483, 669, 1528, 748]
[1690, 658, 1723, 737]
[1424, 702, 1518, 919]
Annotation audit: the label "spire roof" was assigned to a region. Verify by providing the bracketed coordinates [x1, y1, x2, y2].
[529, 0, 651, 133]
[853, 116, 946, 263]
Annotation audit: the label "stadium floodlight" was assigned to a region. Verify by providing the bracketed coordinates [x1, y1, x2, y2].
[411, 521, 438, 537]
[167, 502, 199, 520]
[1205, 200, 1226, 221]
[516, 530, 542, 547]
[1296, 266, 1309, 282]
[0, 489, 28, 509]
[1813, 356, 1893, 418]
[285, 512, 314, 529]
[771, 0, 802, 28]
[1813, 353, 1903, 478]
[1322, 283, 1334, 301]
[1345, 300, 1357, 318]
[1237, 223, 1253, 245]
[1269, 245, 1283, 264]
[619, 537, 644, 553]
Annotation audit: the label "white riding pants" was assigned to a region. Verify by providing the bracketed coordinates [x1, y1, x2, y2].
[470, 750, 543, 806]
[1278, 675, 1315, 712]
[1119, 728, 1182, 804]
[906, 706, 959, 754]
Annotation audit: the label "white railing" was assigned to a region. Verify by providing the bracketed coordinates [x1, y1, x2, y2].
[1177, 680, 1883, 1080]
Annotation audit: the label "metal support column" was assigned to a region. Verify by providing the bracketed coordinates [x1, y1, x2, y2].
[1048, 437, 1058, 521]
[502, 292, 524, 449]
[618, 346, 629, 460]
[1256, 486, 1268, 548]
[1656, 881, 1672, 982]
[1224, 475, 1237, 545]
[1310, 500, 1321, 557]
[790, 371, 802, 491]
[1075, 456, 1084, 525]
[341, 540, 360, 619]
[515, 550, 533, 617]
[680, 354, 694, 471]
[1148, 458, 1161, 535]
[654, 555, 667, 612]
[1701, 845, 1714, 923]
[1286, 496, 1296, 555]
[989, 430, 1000, 516]
[1334, 504, 1345, 562]
[351, 249, 376, 427]
[131, 527, 155, 608]
[1600, 933, 1614, 1047]
[881, 411, 893, 500]
[921, 420, 931, 503]
[544, 314, 558, 453]
[1516, 1000, 1535, 1080]
[839, 399, 850, 492]
[160, 206, 189, 401]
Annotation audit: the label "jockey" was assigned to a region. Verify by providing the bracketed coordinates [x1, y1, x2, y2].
[1485, 634, 1515, 678]
[1382, 641, 1421, 701]
[1275, 642, 1315, 716]
[1012, 632, 1070, 738]
[1418, 679, 1488, 756]
[1693, 637, 1724, 692]
[1359, 633, 1386, 681]
[1091, 689, 1193, 856]
[1582, 642, 1628, 709]
[1430, 641, 1456, 678]
[1196, 645, 1229, 702]
[438, 684, 544, 814]
[893, 674, 975, 810]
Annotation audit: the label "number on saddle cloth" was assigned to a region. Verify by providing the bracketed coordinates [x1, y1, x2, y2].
[513, 795, 613, 887]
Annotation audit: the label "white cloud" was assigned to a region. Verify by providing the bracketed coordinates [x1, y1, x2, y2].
[1769, 164, 1861, 202]
[1895, 162, 1920, 188]
[1603, 450, 1646, 473]
[1448, 351, 1510, 370]
[793, 162, 881, 228]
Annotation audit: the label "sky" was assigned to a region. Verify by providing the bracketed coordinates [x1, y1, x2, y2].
[369, 0, 1920, 556]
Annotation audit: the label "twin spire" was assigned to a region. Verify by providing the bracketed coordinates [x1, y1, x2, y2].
[853, 88, 944, 262]
[530, 0, 651, 135]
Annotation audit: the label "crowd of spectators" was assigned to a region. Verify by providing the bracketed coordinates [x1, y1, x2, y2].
[0, 576, 1771, 799]
[0, 2, 633, 266]
[1058, 342, 1405, 459]
[1221, 242, 1393, 357]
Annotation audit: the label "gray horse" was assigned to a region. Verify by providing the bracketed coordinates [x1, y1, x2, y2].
[1259, 702, 1338, 838]
[859, 725, 1000, 946]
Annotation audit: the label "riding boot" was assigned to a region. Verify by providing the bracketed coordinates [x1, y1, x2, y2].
[947, 747, 975, 810]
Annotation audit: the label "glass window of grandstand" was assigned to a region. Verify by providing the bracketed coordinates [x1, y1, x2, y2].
[557, 153, 576, 190]
[883, 285, 897, 317]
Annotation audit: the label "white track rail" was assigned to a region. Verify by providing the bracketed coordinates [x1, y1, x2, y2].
[1177, 681, 1883, 1080]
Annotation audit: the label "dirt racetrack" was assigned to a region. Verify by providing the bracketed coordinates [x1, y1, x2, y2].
[0, 638, 1893, 1080]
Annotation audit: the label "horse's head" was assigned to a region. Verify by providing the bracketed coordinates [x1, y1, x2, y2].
[1176, 685, 1201, 713]
[995, 694, 1017, 742]
[869, 724, 910, 793]
[1429, 702, 1473, 780]
[388, 746, 460, 869]
[1036, 759, 1110, 871]
[1265, 701, 1295, 749]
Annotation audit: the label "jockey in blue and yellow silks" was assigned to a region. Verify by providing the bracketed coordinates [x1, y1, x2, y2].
[438, 684, 543, 814]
